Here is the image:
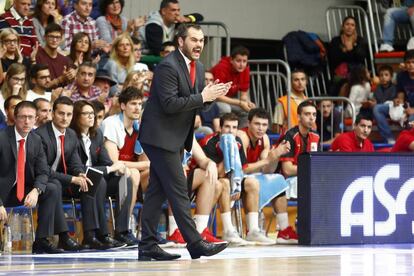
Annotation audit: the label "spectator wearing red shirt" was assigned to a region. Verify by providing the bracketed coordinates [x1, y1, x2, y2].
[391, 125, 414, 152]
[210, 46, 255, 128]
[331, 114, 374, 152]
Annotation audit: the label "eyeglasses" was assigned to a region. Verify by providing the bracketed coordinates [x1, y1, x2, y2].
[11, 76, 25, 83]
[16, 115, 36, 121]
[47, 35, 62, 41]
[3, 39, 18, 45]
[80, 111, 95, 117]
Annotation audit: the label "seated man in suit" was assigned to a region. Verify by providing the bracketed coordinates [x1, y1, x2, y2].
[0, 101, 64, 254]
[36, 96, 108, 251]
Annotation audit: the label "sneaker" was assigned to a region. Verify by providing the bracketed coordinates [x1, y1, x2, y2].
[276, 226, 298, 244]
[379, 43, 394, 52]
[387, 138, 396, 145]
[167, 229, 186, 244]
[246, 229, 276, 245]
[200, 228, 226, 244]
[157, 233, 176, 248]
[222, 230, 253, 246]
[114, 230, 139, 248]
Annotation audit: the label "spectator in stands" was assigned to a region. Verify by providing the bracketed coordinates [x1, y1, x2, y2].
[391, 122, 414, 152]
[35, 96, 92, 252]
[210, 45, 255, 128]
[0, 28, 32, 74]
[64, 61, 103, 102]
[131, 37, 149, 72]
[0, 109, 6, 130]
[202, 113, 276, 245]
[316, 100, 342, 145]
[68, 32, 95, 67]
[93, 69, 116, 113]
[61, 0, 108, 52]
[36, 23, 76, 88]
[160, 41, 176, 58]
[346, 65, 371, 117]
[0, 101, 68, 254]
[0, 0, 38, 58]
[237, 108, 298, 244]
[379, 1, 414, 52]
[167, 136, 224, 245]
[33, 98, 52, 128]
[101, 87, 149, 245]
[91, 99, 106, 127]
[103, 33, 135, 90]
[280, 101, 320, 199]
[123, 70, 146, 92]
[0, 63, 28, 114]
[331, 113, 374, 152]
[139, 0, 203, 55]
[372, 65, 399, 143]
[32, 0, 62, 47]
[70, 100, 131, 249]
[273, 69, 308, 133]
[328, 16, 368, 80]
[4, 95, 22, 125]
[27, 64, 52, 102]
[96, 0, 146, 44]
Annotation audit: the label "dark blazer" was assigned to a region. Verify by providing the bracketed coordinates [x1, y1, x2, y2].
[35, 122, 84, 185]
[0, 127, 48, 205]
[76, 129, 113, 176]
[139, 49, 206, 152]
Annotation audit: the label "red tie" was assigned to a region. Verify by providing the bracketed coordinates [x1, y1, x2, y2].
[190, 61, 196, 87]
[17, 139, 25, 201]
[59, 135, 67, 174]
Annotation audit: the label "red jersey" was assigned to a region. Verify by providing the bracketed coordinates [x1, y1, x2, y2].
[118, 130, 139, 161]
[391, 129, 414, 152]
[331, 131, 374, 152]
[241, 127, 265, 163]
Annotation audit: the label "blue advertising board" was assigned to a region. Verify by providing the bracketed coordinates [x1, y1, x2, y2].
[298, 153, 414, 245]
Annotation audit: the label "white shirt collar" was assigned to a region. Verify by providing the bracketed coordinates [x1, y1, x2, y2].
[10, 6, 27, 21]
[178, 49, 192, 71]
[14, 127, 26, 142]
[51, 122, 65, 138]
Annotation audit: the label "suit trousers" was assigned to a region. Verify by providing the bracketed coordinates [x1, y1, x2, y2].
[139, 143, 202, 249]
[5, 182, 62, 239]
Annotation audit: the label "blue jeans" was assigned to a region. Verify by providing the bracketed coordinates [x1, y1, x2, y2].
[373, 103, 393, 140]
[382, 7, 414, 45]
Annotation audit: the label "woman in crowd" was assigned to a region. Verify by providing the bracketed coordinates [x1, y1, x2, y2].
[0, 63, 28, 114]
[0, 28, 33, 75]
[68, 32, 94, 67]
[32, 0, 62, 47]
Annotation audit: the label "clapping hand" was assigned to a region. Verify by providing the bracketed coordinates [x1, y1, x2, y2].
[201, 80, 232, 102]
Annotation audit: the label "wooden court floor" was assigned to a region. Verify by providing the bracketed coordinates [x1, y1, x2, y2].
[0, 244, 413, 275]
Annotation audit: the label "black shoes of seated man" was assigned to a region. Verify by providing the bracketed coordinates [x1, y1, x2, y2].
[32, 238, 65, 254]
[187, 239, 228, 259]
[138, 244, 181, 261]
[98, 235, 127, 249]
[57, 236, 82, 252]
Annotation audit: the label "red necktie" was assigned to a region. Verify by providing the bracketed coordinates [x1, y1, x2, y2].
[17, 139, 25, 201]
[59, 135, 67, 174]
[190, 61, 196, 87]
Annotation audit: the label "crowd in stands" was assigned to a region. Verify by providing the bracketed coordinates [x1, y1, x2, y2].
[2, 0, 414, 255]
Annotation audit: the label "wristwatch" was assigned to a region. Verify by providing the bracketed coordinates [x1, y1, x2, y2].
[36, 187, 42, 195]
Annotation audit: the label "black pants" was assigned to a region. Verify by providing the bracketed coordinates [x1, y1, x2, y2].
[139, 143, 201, 249]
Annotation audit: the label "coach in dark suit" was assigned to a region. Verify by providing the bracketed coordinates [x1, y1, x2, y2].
[138, 23, 231, 260]
[36, 96, 103, 252]
[0, 101, 64, 254]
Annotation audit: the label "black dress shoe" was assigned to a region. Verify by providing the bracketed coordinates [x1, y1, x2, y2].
[58, 237, 82, 252]
[187, 240, 228, 259]
[97, 235, 127, 249]
[114, 230, 139, 247]
[138, 244, 181, 261]
[32, 238, 64, 254]
[82, 236, 112, 250]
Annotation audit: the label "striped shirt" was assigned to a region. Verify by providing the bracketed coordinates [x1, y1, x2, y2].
[0, 7, 38, 57]
[65, 82, 102, 102]
[61, 11, 99, 51]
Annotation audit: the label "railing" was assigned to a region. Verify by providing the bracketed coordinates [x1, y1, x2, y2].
[248, 59, 291, 127]
[326, 5, 376, 75]
[198, 21, 231, 69]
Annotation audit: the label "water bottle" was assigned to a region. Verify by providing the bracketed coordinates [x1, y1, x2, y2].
[2, 224, 12, 254]
[10, 212, 21, 251]
[21, 213, 32, 252]
[157, 213, 167, 240]
[129, 215, 137, 237]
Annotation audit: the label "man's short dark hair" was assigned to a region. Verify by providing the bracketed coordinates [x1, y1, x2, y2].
[118, 87, 144, 105]
[291, 68, 307, 77]
[175, 23, 202, 41]
[378, 64, 393, 75]
[4, 95, 22, 110]
[78, 61, 97, 72]
[30, 64, 49, 79]
[160, 0, 178, 10]
[91, 100, 105, 113]
[33, 98, 50, 108]
[404, 49, 414, 61]
[45, 22, 63, 35]
[162, 41, 175, 51]
[53, 96, 73, 112]
[230, 46, 250, 59]
[297, 100, 316, 115]
[248, 107, 269, 122]
[355, 113, 373, 125]
[131, 36, 141, 45]
[14, 101, 36, 117]
[220, 112, 239, 127]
